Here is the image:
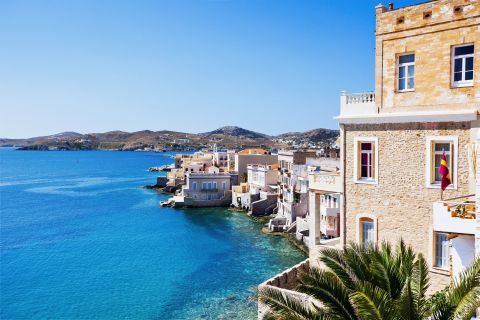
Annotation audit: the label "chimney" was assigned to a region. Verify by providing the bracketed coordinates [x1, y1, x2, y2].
[375, 3, 387, 15]
[388, 2, 394, 10]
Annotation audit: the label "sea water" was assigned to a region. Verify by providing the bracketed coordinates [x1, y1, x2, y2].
[0, 149, 305, 319]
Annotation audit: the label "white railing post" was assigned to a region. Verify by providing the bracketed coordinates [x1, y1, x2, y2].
[340, 90, 347, 106]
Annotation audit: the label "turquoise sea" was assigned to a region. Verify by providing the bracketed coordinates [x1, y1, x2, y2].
[0, 148, 305, 320]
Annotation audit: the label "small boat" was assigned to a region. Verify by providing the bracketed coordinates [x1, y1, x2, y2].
[159, 199, 174, 207]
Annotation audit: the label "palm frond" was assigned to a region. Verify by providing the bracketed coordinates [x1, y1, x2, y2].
[259, 286, 330, 320]
[319, 247, 356, 290]
[411, 254, 430, 318]
[449, 257, 480, 320]
[348, 281, 394, 320]
[297, 267, 357, 320]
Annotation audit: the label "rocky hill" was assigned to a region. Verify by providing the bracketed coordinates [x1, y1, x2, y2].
[275, 128, 340, 148]
[1, 126, 339, 151]
[201, 126, 270, 140]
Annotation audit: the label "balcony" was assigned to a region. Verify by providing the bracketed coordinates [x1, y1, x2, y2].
[433, 199, 476, 235]
[308, 170, 342, 193]
[339, 91, 376, 117]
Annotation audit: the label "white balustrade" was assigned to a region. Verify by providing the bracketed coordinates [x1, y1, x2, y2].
[339, 91, 377, 117]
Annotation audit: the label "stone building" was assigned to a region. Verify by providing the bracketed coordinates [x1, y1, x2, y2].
[257, 1, 479, 318]
[337, 0, 479, 289]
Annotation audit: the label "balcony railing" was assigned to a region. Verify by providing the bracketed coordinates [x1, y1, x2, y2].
[308, 171, 342, 193]
[345, 92, 375, 104]
[433, 198, 476, 235]
[339, 91, 377, 117]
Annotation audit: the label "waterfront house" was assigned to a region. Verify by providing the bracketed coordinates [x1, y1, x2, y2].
[167, 152, 215, 190]
[231, 163, 279, 215]
[173, 166, 239, 207]
[268, 150, 317, 232]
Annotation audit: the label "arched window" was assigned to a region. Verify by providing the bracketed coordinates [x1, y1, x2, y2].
[356, 214, 377, 246]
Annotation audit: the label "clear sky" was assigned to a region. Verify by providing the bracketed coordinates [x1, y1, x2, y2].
[0, 0, 420, 138]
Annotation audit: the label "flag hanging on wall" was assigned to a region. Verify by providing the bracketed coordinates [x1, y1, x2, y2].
[439, 150, 451, 191]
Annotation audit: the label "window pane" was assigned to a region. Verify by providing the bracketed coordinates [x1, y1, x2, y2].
[399, 66, 405, 78]
[434, 143, 450, 152]
[435, 233, 449, 268]
[465, 57, 473, 71]
[434, 154, 442, 181]
[399, 54, 415, 63]
[465, 71, 473, 81]
[361, 153, 369, 163]
[408, 65, 414, 76]
[361, 143, 372, 151]
[454, 58, 462, 72]
[408, 77, 414, 89]
[399, 78, 405, 90]
[361, 165, 367, 178]
[454, 45, 474, 56]
[362, 221, 374, 245]
[454, 72, 462, 82]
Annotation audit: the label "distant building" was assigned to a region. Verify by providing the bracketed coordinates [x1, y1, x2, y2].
[173, 167, 238, 207]
[174, 138, 191, 144]
[269, 150, 317, 231]
[234, 148, 277, 182]
[232, 163, 279, 215]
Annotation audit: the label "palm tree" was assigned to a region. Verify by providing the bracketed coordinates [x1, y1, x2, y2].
[259, 241, 479, 320]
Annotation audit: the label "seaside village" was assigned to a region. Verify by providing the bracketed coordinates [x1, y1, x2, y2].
[149, 0, 480, 318]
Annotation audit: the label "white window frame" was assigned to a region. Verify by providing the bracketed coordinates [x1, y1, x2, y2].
[434, 232, 450, 269]
[425, 136, 458, 190]
[451, 43, 474, 88]
[353, 137, 379, 185]
[397, 53, 415, 92]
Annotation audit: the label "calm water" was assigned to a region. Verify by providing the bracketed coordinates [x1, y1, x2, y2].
[0, 149, 305, 320]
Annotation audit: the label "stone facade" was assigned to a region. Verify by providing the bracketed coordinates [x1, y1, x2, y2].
[344, 121, 472, 290]
[374, 0, 479, 112]
[341, 0, 480, 291]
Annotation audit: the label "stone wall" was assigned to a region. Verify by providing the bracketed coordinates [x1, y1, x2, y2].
[178, 190, 233, 207]
[257, 259, 311, 319]
[375, 0, 479, 112]
[251, 193, 277, 216]
[344, 121, 472, 291]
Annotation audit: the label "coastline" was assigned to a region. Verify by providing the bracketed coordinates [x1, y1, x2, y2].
[1, 149, 306, 319]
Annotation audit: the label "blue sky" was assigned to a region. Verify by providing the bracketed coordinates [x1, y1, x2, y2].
[0, 0, 420, 138]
